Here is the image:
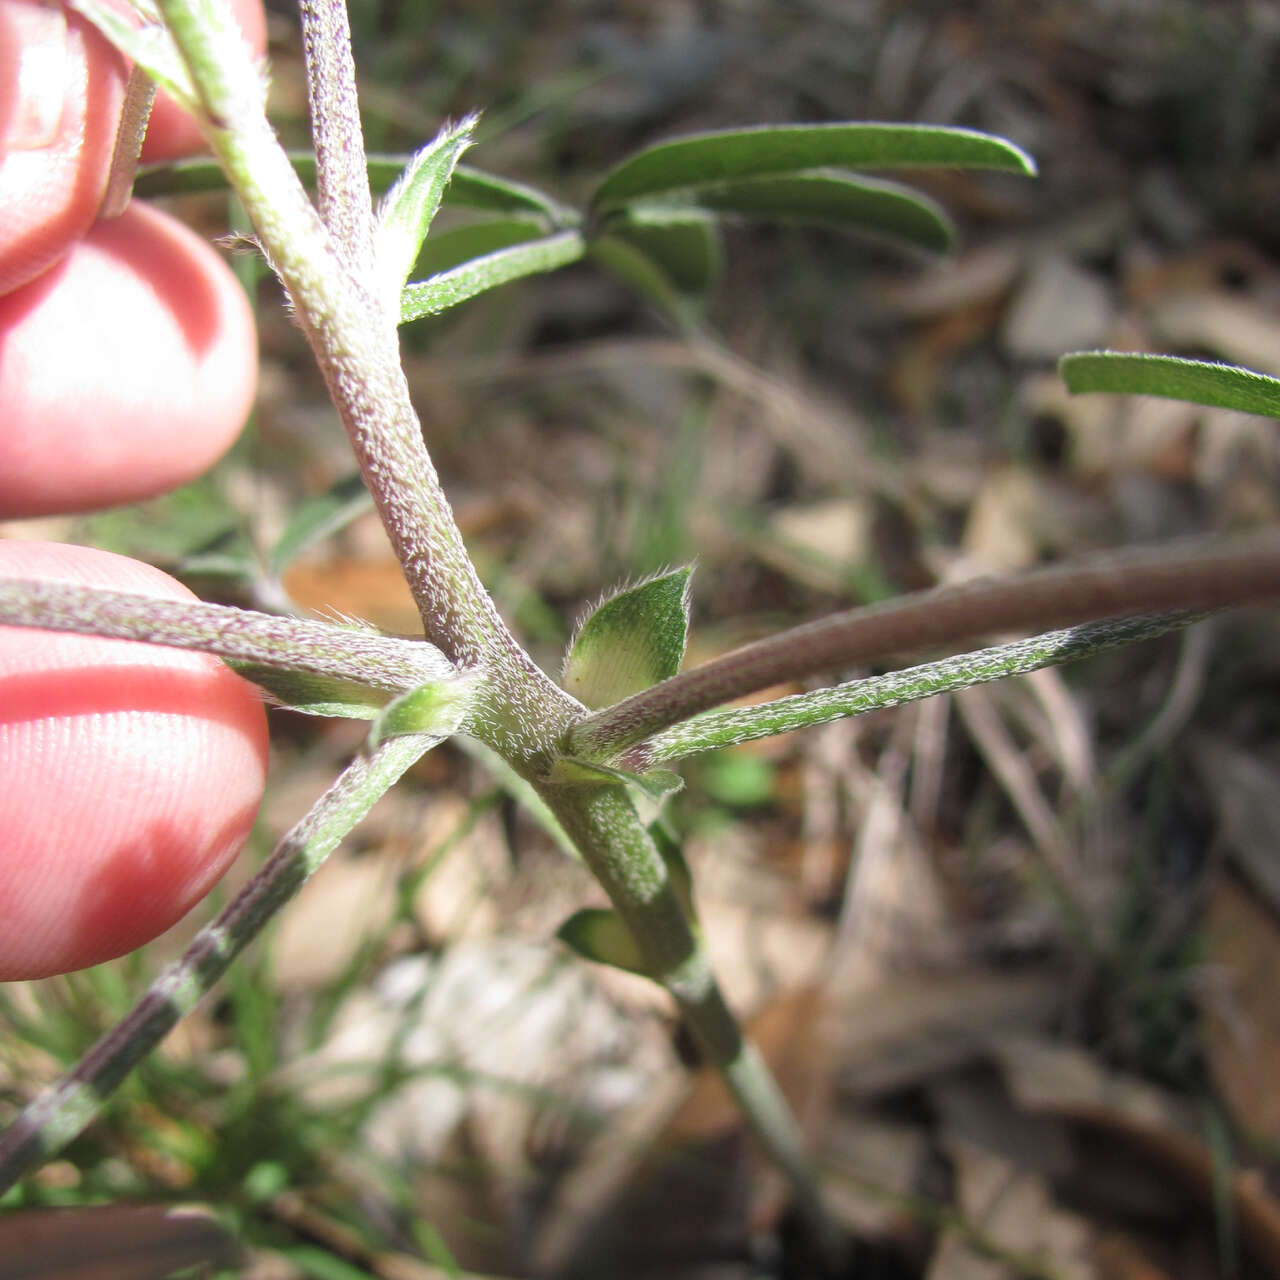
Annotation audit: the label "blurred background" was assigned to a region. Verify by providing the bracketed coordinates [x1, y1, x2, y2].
[3, 2, 1280, 1276]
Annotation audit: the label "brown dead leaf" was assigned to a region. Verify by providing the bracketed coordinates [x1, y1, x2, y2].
[1199, 871, 1280, 1144]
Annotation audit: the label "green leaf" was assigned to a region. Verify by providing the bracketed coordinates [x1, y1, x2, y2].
[269, 472, 374, 577]
[1060, 353, 1280, 419]
[134, 154, 573, 224]
[412, 216, 551, 278]
[588, 235, 699, 328]
[71, 1, 198, 115]
[228, 663, 391, 719]
[399, 230, 587, 322]
[445, 164, 577, 225]
[604, 206, 723, 296]
[549, 756, 684, 805]
[375, 116, 477, 302]
[562, 566, 694, 710]
[366, 673, 478, 749]
[558, 908, 645, 974]
[639, 170, 954, 254]
[592, 123, 1036, 210]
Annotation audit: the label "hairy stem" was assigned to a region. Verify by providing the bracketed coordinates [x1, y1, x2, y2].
[571, 531, 1280, 760]
[298, 0, 375, 277]
[0, 734, 435, 1193]
[155, 0, 576, 758]
[542, 784, 838, 1254]
[0, 578, 455, 692]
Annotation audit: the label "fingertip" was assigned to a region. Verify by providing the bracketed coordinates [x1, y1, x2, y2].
[0, 542, 269, 979]
[0, 200, 257, 518]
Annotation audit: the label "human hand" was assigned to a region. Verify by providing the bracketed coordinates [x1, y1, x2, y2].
[0, 0, 270, 980]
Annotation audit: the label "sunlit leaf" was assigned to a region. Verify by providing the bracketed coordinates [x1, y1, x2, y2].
[399, 230, 586, 322]
[592, 123, 1036, 210]
[366, 673, 479, 748]
[412, 216, 550, 278]
[71, 0, 198, 115]
[375, 116, 476, 301]
[1060, 352, 1280, 419]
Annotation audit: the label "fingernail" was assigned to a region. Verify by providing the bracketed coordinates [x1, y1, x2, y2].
[0, 0, 68, 151]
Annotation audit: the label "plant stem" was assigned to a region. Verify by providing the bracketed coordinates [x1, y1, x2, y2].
[298, 0, 376, 277]
[0, 578, 456, 692]
[570, 531, 1280, 760]
[156, 0, 576, 760]
[543, 784, 840, 1257]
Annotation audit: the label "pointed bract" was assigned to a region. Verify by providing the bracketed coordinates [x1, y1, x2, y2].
[374, 116, 477, 306]
[562, 566, 693, 711]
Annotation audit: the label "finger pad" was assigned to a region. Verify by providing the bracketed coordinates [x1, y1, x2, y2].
[0, 202, 257, 517]
[0, 543, 269, 978]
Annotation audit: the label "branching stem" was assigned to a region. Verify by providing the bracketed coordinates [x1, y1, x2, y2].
[571, 532, 1280, 760]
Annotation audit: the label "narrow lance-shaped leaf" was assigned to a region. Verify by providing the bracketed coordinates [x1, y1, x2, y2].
[0, 734, 437, 1192]
[1060, 352, 1280, 419]
[629, 614, 1202, 768]
[603, 206, 724, 296]
[562, 565, 693, 710]
[638, 170, 955, 254]
[399, 229, 587, 323]
[134, 155, 575, 225]
[412, 216, 551, 278]
[592, 123, 1036, 210]
[589, 234, 701, 330]
[375, 115, 477, 304]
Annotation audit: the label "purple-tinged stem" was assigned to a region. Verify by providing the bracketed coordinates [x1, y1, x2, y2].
[569, 531, 1280, 760]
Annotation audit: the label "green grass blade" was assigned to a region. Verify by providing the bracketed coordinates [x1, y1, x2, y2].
[639, 614, 1200, 766]
[1060, 352, 1280, 419]
[639, 170, 954, 254]
[592, 123, 1036, 210]
[0, 735, 437, 1193]
[399, 229, 586, 322]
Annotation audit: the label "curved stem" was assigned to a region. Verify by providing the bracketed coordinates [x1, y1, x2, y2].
[570, 531, 1280, 760]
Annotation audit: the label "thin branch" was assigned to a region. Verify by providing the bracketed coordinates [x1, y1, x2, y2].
[298, 0, 376, 277]
[0, 733, 436, 1193]
[153, 0, 577, 755]
[570, 531, 1280, 760]
[628, 614, 1198, 768]
[0, 578, 456, 692]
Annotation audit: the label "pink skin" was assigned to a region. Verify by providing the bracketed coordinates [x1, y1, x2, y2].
[0, 0, 270, 978]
